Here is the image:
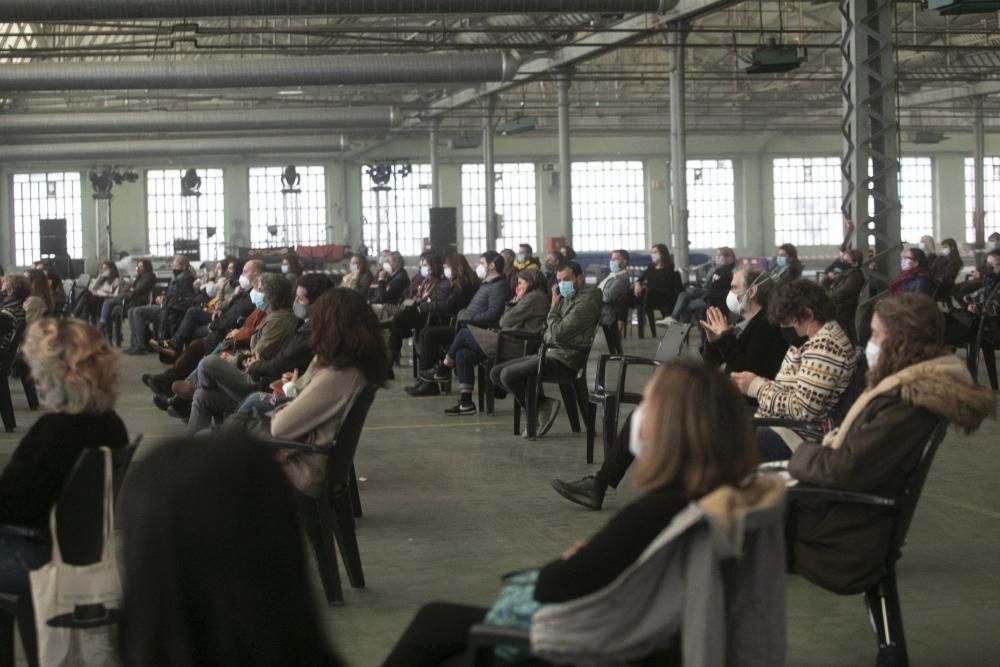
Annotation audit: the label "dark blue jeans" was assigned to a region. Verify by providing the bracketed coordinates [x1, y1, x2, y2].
[446, 328, 486, 392]
[170, 307, 213, 349]
[755, 426, 795, 463]
[0, 533, 51, 595]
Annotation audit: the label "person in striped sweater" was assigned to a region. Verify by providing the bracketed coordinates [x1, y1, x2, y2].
[732, 279, 858, 460]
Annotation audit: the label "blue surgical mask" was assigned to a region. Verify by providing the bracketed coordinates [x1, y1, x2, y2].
[776, 256, 787, 268]
[281, 264, 290, 274]
[516, 253, 526, 264]
[350, 263, 360, 274]
[558, 280, 576, 299]
[609, 260, 620, 273]
[420, 265, 431, 279]
[250, 288, 265, 310]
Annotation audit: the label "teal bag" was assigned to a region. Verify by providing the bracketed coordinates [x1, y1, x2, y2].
[483, 569, 542, 662]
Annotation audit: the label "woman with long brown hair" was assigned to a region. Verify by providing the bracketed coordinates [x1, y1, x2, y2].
[270, 288, 388, 497]
[23, 269, 54, 323]
[786, 294, 994, 594]
[383, 359, 768, 666]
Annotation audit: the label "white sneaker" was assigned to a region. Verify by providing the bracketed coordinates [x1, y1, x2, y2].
[655, 316, 680, 326]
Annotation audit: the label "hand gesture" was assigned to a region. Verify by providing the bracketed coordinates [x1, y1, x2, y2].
[562, 540, 586, 560]
[551, 284, 561, 308]
[730, 371, 758, 395]
[699, 306, 730, 343]
[633, 283, 643, 297]
[269, 378, 285, 395]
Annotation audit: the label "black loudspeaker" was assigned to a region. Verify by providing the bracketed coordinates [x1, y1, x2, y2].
[39, 218, 68, 257]
[429, 207, 457, 254]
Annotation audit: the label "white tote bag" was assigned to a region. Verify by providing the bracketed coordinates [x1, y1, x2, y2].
[29, 447, 123, 667]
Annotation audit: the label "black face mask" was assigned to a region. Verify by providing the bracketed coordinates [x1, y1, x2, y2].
[780, 326, 808, 347]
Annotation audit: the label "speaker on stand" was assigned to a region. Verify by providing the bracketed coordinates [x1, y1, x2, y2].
[429, 207, 457, 256]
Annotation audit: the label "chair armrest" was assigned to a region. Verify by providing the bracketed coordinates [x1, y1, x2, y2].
[753, 418, 823, 441]
[788, 485, 897, 508]
[540, 342, 591, 354]
[460, 319, 500, 331]
[467, 624, 532, 651]
[260, 439, 330, 455]
[497, 330, 543, 343]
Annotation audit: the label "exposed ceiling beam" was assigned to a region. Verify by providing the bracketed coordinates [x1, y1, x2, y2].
[900, 80, 1000, 108]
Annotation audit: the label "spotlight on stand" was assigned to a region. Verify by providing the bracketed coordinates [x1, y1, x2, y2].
[89, 168, 115, 199]
[281, 165, 301, 194]
[366, 161, 393, 192]
[180, 168, 202, 197]
[397, 162, 412, 178]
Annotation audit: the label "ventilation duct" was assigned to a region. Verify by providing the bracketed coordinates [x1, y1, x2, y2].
[0, 107, 399, 135]
[0, 53, 519, 91]
[0, 0, 672, 21]
[0, 135, 349, 161]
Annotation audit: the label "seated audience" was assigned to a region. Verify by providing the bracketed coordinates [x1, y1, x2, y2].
[662, 247, 735, 325]
[542, 250, 561, 290]
[24, 269, 54, 323]
[383, 360, 767, 666]
[185, 274, 297, 435]
[560, 246, 577, 261]
[120, 432, 344, 666]
[500, 248, 518, 293]
[125, 255, 196, 355]
[386, 253, 451, 373]
[72, 260, 120, 323]
[887, 246, 935, 296]
[772, 243, 804, 283]
[918, 235, 936, 257]
[0, 274, 30, 359]
[492, 261, 602, 437]
[408, 252, 507, 397]
[821, 248, 865, 343]
[46, 270, 67, 317]
[553, 267, 787, 511]
[281, 253, 303, 290]
[944, 249, 1000, 347]
[786, 294, 994, 594]
[929, 237, 963, 291]
[371, 251, 410, 309]
[117, 258, 157, 315]
[341, 253, 374, 295]
[598, 249, 632, 355]
[427, 268, 548, 415]
[632, 243, 683, 326]
[268, 288, 389, 497]
[512, 243, 541, 273]
[0, 319, 128, 594]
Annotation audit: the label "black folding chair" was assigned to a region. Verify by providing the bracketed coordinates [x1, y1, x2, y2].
[785, 420, 948, 667]
[476, 330, 542, 416]
[265, 386, 376, 606]
[586, 323, 692, 464]
[513, 341, 595, 443]
[966, 314, 998, 390]
[0, 321, 39, 433]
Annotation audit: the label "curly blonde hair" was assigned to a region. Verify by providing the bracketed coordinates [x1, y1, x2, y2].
[22, 318, 119, 414]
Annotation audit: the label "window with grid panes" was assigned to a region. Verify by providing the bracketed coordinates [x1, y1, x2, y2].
[897, 157, 934, 244]
[146, 169, 226, 260]
[361, 164, 433, 256]
[461, 163, 537, 254]
[571, 161, 646, 251]
[11, 172, 83, 267]
[249, 166, 327, 249]
[772, 157, 843, 246]
[964, 157, 1000, 243]
[686, 159, 736, 248]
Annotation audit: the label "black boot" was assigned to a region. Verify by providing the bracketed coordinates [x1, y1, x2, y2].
[405, 381, 441, 397]
[551, 476, 607, 511]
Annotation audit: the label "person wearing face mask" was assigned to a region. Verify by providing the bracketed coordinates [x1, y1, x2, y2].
[731, 279, 857, 441]
[370, 251, 410, 310]
[280, 254, 303, 291]
[821, 249, 865, 344]
[499, 248, 519, 293]
[785, 294, 994, 595]
[887, 247, 935, 296]
[632, 244, 683, 336]
[543, 251, 562, 290]
[386, 361, 784, 667]
[770, 243, 803, 284]
[340, 253, 373, 295]
[71, 260, 121, 325]
[944, 249, 1000, 350]
[512, 243, 541, 273]
[928, 237, 963, 290]
[125, 255, 196, 355]
[185, 273, 298, 436]
[918, 235, 937, 258]
[597, 250, 632, 355]
[554, 268, 789, 511]
[659, 247, 736, 326]
[0, 274, 30, 360]
[385, 253, 451, 376]
[491, 260, 603, 438]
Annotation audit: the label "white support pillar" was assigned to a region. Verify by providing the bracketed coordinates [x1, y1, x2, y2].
[557, 70, 573, 248]
[669, 22, 689, 269]
[483, 95, 497, 251]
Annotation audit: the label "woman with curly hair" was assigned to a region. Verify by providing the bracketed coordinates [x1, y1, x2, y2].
[0, 318, 128, 594]
[270, 288, 389, 497]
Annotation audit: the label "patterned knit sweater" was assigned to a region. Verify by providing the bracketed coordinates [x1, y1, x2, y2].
[749, 320, 857, 424]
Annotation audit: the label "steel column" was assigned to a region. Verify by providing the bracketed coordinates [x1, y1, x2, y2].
[483, 96, 498, 251]
[430, 121, 441, 209]
[557, 71, 574, 248]
[669, 22, 689, 270]
[840, 0, 899, 288]
[973, 96, 986, 250]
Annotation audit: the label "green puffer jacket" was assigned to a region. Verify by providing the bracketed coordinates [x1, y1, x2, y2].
[544, 287, 603, 371]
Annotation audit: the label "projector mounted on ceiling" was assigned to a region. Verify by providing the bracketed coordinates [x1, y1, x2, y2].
[737, 38, 805, 74]
[496, 114, 538, 136]
[448, 134, 482, 150]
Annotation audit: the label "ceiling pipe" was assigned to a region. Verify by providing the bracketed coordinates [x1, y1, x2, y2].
[0, 135, 349, 161]
[0, 107, 399, 135]
[0, 0, 671, 21]
[0, 53, 519, 91]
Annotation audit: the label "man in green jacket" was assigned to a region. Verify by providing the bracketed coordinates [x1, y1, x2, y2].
[492, 260, 603, 437]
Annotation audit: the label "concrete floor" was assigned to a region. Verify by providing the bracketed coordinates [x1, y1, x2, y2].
[1, 329, 998, 666]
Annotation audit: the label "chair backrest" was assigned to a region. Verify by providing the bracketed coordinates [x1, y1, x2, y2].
[0, 316, 25, 370]
[325, 386, 377, 497]
[829, 354, 868, 425]
[889, 419, 948, 558]
[495, 333, 542, 365]
[54, 449, 110, 566]
[653, 323, 692, 363]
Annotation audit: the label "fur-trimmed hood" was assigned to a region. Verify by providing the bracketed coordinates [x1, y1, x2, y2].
[824, 355, 996, 449]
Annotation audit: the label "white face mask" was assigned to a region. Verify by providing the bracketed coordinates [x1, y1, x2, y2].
[651, 252, 661, 264]
[940, 248, 951, 257]
[382, 262, 393, 274]
[238, 274, 252, 291]
[476, 264, 488, 280]
[444, 267, 454, 280]
[204, 281, 219, 299]
[101, 270, 111, 279]
[900, 258, 915, 272]
[725, 290, 743, 316]
[628, 405, 646, 459]
[865, 340, 881, 370]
